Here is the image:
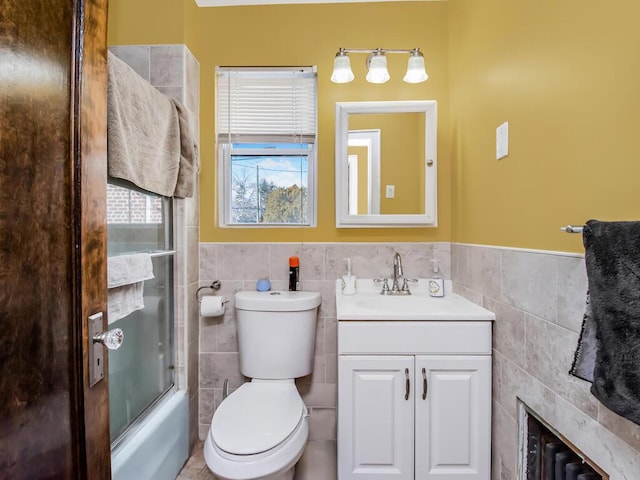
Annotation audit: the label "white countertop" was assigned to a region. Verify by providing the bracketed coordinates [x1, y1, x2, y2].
[335, 279, 495, 321]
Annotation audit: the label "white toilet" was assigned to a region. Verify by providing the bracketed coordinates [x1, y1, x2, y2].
[204, 290, 322, 480]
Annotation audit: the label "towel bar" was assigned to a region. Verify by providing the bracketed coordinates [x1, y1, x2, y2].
[149, 250, 176, 258]
[560, 225, 584, 234]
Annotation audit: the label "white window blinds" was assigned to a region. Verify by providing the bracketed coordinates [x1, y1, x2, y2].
[216, 67, 317, 144]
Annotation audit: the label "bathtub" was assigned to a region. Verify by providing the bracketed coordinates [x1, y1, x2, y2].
[111, 390, 188, 480]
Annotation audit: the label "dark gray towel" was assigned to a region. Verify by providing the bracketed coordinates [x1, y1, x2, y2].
[570, 292, 597, 382]
[572, 220, 640, 425]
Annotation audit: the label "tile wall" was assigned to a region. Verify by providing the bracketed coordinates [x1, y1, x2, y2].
[452, 244, 640, 480]
[197, 242, 451, 444]
[197, 240, 640, 478]
[110, 44, 201, 449]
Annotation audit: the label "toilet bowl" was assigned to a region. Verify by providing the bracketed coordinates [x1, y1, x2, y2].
[204, 290, 321, 480]
[204, 380, 309, 480]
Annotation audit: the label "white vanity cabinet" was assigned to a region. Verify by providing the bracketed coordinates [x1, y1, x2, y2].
[337, 321, 492, 480]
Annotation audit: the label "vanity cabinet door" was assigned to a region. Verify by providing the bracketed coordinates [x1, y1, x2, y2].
[414, 356, 491, 480]
[338, 355, 415, 480]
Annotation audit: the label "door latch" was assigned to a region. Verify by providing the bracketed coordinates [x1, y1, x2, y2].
[88, 312, 124, 387]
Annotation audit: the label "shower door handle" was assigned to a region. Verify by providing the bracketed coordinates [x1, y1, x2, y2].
[89, 312, 124, 387]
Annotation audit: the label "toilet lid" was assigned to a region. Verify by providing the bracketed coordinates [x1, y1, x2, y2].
[211, 382, 305, 455]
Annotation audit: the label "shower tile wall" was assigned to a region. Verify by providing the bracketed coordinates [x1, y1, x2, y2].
[109, 44, 201, 449]
[197, 242, 451, 441]
[452, 244, 640, 479]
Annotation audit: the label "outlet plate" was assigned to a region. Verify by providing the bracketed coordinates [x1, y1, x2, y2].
[496, 122, 509, 160]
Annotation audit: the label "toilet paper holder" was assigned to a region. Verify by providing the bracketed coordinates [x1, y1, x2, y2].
[196, 280, 222, 303]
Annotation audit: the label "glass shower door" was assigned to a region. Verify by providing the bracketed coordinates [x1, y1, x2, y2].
[106, 183, 175, 445]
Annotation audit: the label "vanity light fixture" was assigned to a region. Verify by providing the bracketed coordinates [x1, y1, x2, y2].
[330, 47, 428, 84]
[365, 49, 390, 84]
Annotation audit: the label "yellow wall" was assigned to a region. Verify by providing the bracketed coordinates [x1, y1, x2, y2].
[108, 0, 451, 243]
[108, 0, 185, 45]
[448, 0, 640, 253]
[107, 0, 640, 252]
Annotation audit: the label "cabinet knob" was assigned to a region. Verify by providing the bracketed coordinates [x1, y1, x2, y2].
[422, 367, 428, 400]
[405, 368, 410, 400]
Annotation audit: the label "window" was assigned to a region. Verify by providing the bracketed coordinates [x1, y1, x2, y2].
[216, 67, 317, 226]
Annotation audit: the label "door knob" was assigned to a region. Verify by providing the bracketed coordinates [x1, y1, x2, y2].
[89, 312, 124, 387]
[93, 328, 124, 350]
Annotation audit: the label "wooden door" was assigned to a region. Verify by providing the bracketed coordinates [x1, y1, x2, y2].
[0, 0, 111, 478]
[338, 355, 414, 480]
[414, 356, 492, 480]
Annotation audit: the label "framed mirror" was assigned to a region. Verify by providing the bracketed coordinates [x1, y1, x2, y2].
[335, 100, 437, 228]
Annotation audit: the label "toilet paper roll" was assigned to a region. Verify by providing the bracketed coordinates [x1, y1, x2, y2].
[200, 295, 226, 317]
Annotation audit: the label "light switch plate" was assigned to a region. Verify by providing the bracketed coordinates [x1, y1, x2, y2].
[496, 122, 509, 160]
[385, 185, 395, 198]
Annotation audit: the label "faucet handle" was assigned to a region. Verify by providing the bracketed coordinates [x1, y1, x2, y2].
[401, 278, 419, 294]
[374, 277, 390, 294]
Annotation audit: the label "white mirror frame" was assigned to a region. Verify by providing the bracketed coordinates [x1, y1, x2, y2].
[335, 100, 437, 228]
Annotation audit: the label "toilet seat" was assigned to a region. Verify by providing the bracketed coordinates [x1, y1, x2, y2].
[212, 380, 305, 455]
[204, 380, 310, 480]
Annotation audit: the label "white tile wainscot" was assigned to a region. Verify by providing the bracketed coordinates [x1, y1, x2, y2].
[198, 242, 451, 478]
[452, 243, 640, 480]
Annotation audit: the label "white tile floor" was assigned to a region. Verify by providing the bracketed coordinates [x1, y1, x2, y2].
[176, 442, 214, 479]
[176, 440, 337, 480]
[293, 440, 337, 480]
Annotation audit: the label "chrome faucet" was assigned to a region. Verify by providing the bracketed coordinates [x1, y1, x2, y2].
[392, 253, 404, 293]
[375, 253, 416, 295]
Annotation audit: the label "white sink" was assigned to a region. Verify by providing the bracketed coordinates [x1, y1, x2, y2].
[335, 279, 495, 321]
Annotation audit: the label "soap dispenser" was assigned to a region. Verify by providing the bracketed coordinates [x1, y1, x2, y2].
[428, 259, 445, 297]
[342, 258, 357, 295]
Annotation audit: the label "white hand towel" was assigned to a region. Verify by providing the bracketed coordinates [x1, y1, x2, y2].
[107, 253, 155, 323]
[108, 253, 154, 288]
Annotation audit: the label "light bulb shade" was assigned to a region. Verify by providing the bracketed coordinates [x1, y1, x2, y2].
[331, 53, 354, 83]
[366, 53, 390, 84]
[403, 52, 428, 83]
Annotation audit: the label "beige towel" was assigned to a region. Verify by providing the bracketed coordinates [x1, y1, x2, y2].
[107, 51, 181, 197]
[172, 99, 199, 198]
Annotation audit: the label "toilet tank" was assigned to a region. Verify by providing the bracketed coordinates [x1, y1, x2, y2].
[235, 291, 321, 379]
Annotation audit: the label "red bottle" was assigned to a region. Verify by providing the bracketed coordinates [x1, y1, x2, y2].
[289, 256, 300, 291]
